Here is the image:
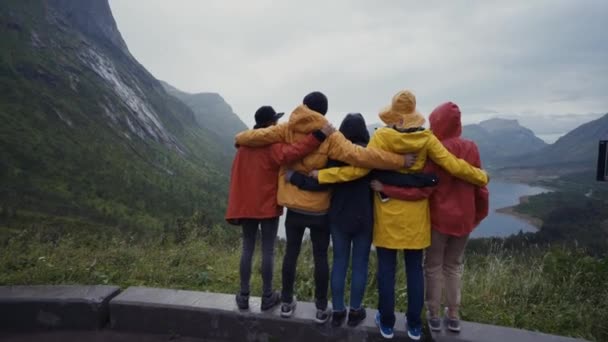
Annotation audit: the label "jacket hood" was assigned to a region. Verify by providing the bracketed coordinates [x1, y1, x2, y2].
[374, 127, 432, 154]
[287, 105, 328, 133]
[339, 113, 370, 145]
[429, 102, 462, 140]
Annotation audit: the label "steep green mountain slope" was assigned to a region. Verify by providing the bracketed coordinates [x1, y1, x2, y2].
[0, 0, 233, 232]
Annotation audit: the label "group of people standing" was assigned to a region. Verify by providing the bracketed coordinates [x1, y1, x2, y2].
[226, 90, 489, 340]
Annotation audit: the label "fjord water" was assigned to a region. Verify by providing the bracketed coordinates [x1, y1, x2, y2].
[471, 180, 548, 238]
[277, 180, 548, 239]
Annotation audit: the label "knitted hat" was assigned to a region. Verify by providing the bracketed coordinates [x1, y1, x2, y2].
[379, 90, 426, 129]
[303, 91, 328, 115]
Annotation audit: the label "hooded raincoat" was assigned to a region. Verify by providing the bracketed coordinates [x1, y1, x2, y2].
[426, 103, 490, 235]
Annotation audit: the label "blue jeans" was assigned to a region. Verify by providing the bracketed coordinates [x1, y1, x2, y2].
[330, 226, 372, 312]
[376, 247, 424, 329]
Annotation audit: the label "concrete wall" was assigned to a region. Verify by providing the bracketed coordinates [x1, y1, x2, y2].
[0, 285, 589, 342]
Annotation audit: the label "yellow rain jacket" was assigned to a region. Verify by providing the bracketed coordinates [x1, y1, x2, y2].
[234, 106, 406, 213]
[318, 127, 489, 250]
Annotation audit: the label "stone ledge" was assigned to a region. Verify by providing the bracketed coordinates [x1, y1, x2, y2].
[432, 321, 587, 342]
[109, 286, 588, 342]
[110, 286, 404, 341]
[0, 285, 121, 331]
[0, 331, 212, 342]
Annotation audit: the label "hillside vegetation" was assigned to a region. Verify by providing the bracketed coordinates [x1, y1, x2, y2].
[0, 221, 605, 342]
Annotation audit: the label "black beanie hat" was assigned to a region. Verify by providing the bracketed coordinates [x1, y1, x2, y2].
[303, 91, 328, 115]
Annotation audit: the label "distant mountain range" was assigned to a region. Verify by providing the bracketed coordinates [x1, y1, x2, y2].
[0, 0, 241, 230]
[161, 81, 247, 151]
[462, 118, 548, 169]
[500, 113, 608, 173]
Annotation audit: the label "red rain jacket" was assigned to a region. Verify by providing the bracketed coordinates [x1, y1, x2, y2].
[382, 102, 489, 237]
[225, 132, 324, 224]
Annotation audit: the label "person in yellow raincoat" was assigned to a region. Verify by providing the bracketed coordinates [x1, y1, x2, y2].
[312, 90, 489, 340]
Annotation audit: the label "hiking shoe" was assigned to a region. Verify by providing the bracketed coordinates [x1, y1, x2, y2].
[331, 309, 347, 327]
[261, 291, 280, 311]
[280, 299, 297, 318]
[427, 310, 441, 332]
[445, 307, 461, 333]
[347, 307, 367, 327]
[315, 307, 331, 324]
[375, 312, 394, 339]
[235, 293, 249, 310]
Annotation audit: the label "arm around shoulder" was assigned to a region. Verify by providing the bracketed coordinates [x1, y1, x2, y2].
[235, 123, 288, 147]
[270, 131, 326, 166]
[327, 133, 404, 170]
[427, 135, 488, 186]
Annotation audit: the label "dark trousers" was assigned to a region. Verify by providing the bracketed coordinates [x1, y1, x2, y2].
[239, 218, 279, 297]
[330, 225, 373, 311]
[281, 210, 330, 310]
[376, 247, 424, 330]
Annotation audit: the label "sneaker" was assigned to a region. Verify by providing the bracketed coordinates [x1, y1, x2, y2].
[235, 293, 249, 310]
[426, 310, 441, 332]
[280, 298, 297, 318]
[375, 312, 394, 339]
[261, 291, 280, 311]
[315, 307, 331, 324]
[331, 310, 347, 327]
[407, 326, 422, 340]
[406, 316, 422, 341]
[447, 318, 461, 333]
[347, 307, 367, 327]
[445, 307, 461, 333]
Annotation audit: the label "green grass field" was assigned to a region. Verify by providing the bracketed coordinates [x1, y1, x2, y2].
[1, 224, 606, 341]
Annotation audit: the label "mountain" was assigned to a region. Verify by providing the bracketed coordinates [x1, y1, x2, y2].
[462, 118, 548, 168]
[501, 113, 608, 171]
[0, 0, 235, 232]
[161, 81, 247, 151]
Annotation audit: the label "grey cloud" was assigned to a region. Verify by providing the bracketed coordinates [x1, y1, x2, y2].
[109, 0, 608, 132]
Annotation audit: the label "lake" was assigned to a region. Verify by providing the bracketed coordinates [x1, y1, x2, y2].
[277, 180, 548, 239]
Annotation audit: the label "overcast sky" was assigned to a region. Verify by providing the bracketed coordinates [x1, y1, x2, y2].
[109, 0, 608, 140]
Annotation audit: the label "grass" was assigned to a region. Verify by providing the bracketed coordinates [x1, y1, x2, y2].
[1, 226, 606, 341]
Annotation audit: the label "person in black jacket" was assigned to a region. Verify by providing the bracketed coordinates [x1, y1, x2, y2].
[286, 113, 437, 327]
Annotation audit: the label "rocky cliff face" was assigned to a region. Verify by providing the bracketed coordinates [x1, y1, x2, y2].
[48, 0, 129, 53]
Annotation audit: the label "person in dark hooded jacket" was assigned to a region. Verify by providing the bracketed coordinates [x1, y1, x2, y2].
[287, 113, 438, 327]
